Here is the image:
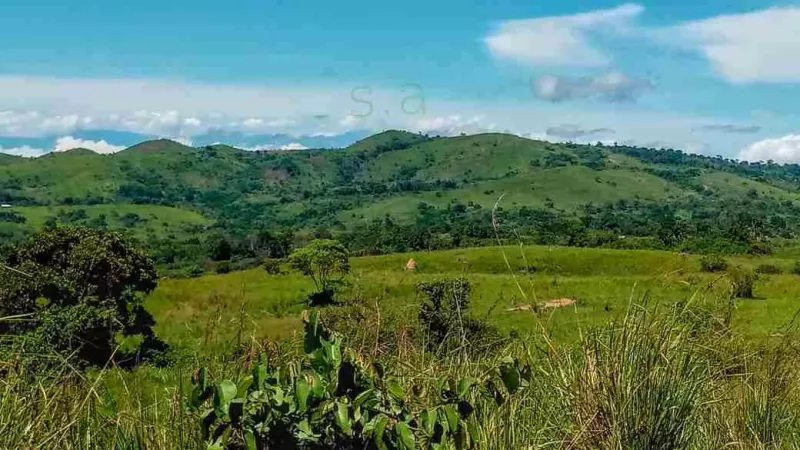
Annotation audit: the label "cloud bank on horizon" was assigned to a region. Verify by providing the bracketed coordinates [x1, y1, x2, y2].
[2, 2, 800, 161]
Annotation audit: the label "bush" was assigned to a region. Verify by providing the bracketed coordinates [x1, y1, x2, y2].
[0, 227, 167, 368]
[791, 261, 800, 275]
[263, 258, 285, 275]
[189, 265, 204, 278]
[729, 266, 757, 299]
[700, 255, 728, 272]
[190, 310, 484, 450]
[289, 240, 350, 306]
[216, 261, 232, 274]
[417, 279, 504, 355]
[755, 263, 782, 275]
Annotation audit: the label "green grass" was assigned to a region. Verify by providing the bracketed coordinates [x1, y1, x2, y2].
[11, 204, 211, 240]
[342, 166, 679, 222]
[143, 244, 800, 357]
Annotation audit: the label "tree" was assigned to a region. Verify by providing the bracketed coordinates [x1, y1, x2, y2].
[288, 240, 349, 305]
[205, 232, 233, 261]
[0, 227, 166, 368]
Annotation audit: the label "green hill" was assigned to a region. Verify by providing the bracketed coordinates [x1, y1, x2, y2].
[4, 130, 800, 265]
[0, 153, 23, 165]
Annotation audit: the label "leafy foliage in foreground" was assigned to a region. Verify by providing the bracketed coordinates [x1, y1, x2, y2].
[191, 310, 492, 450]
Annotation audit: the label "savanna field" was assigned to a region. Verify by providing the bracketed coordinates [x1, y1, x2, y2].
[6, 133, 800, 448]
[148, 244, 800, 352]
[6, 239, 800, 449]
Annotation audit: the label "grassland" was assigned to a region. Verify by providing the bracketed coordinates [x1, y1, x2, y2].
[146, 244, 800, 356]
[7, 242, 800, 449]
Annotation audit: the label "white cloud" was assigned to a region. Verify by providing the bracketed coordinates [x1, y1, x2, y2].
[739, 134, 800, 163]
[485, 4, 800, 84]
[485, 4, 643, 66]
[183, 117, 202, 127]
[171, 137, 194, 147]
[0, 136, 125, 157]
[54, 136, 125, 154]
[0, 145, 47, 157]
[0, 110, 84, 136]
[674, 7, 800, 83]
[411, 115, 495, 135]
[339, 115, 361, 127]
[280, 142, 308, 150]
[245, 142, 309, 151]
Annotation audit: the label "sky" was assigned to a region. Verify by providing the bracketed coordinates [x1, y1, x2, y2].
[2, 0, 800, 161]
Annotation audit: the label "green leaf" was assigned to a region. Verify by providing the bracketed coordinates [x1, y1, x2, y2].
[354, 389, 376, 408]
[217, 380, 237, 404]
[335, 401, 352, 435]
[421, 409, 437, 436]
[213, 380, 238, 418]
[499, 359, 521, 394]
[396, 421, 416, 450]
[296, 378, 310, 412]
[457, 378, 472, 398]
[443, 405, 459, 432]
[244, 430, 257, 450]
[387, 380, 405, 403]
[467, 420, 480, 446]
[253, 356, 268, 389]
[373, 414, 390, 450]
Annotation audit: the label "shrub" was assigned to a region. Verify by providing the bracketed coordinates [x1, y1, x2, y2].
[748, 242, 774, 256]
[417, 279, 504, 355]
[700, 255, 728, 272]
[0, 227, 167, 368]
[190, 310, 484, 450]
[263, 258, 285, 275]
[216, 261, 232, 274]
[792, 261, 800, 275]
[729, 266, 757, 299]
[289, 240, 350, 306]
[189, 265, 204, 278]
[755, 263, 782, 275]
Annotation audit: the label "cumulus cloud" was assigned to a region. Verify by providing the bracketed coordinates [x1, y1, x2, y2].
[532, 72, 654, 102]
[693, 124, 761, 134]
[0, 136, 125, 157]
[54, 136, 125, 154]
[546, 124, 615, 139]
[0, 110, 85, 136]
[673, 7, 800, 83]
[485, 4, 643, 66]
[0, 145, 47, 157]
[411, 115, 498, 136]
[739, 134, 800, 163]
[486, 4, 800, 85]
[245, 142, 309, 151]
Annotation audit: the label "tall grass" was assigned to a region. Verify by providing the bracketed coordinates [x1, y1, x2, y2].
[3, 300, 800, 449]
[4, 266, 800, 449]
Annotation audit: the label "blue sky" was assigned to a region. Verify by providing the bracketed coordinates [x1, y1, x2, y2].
[1, 0, 800, 161]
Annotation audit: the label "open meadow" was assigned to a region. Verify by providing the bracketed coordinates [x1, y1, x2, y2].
[147, 244, 800, 355]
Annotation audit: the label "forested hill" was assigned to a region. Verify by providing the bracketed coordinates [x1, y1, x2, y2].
[2, 130, 800, 268]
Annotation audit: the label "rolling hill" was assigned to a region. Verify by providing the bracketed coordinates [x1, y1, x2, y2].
[3, 129, 800, 264]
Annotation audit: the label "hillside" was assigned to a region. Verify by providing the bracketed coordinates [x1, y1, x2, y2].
[3, 131, 800, 265]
